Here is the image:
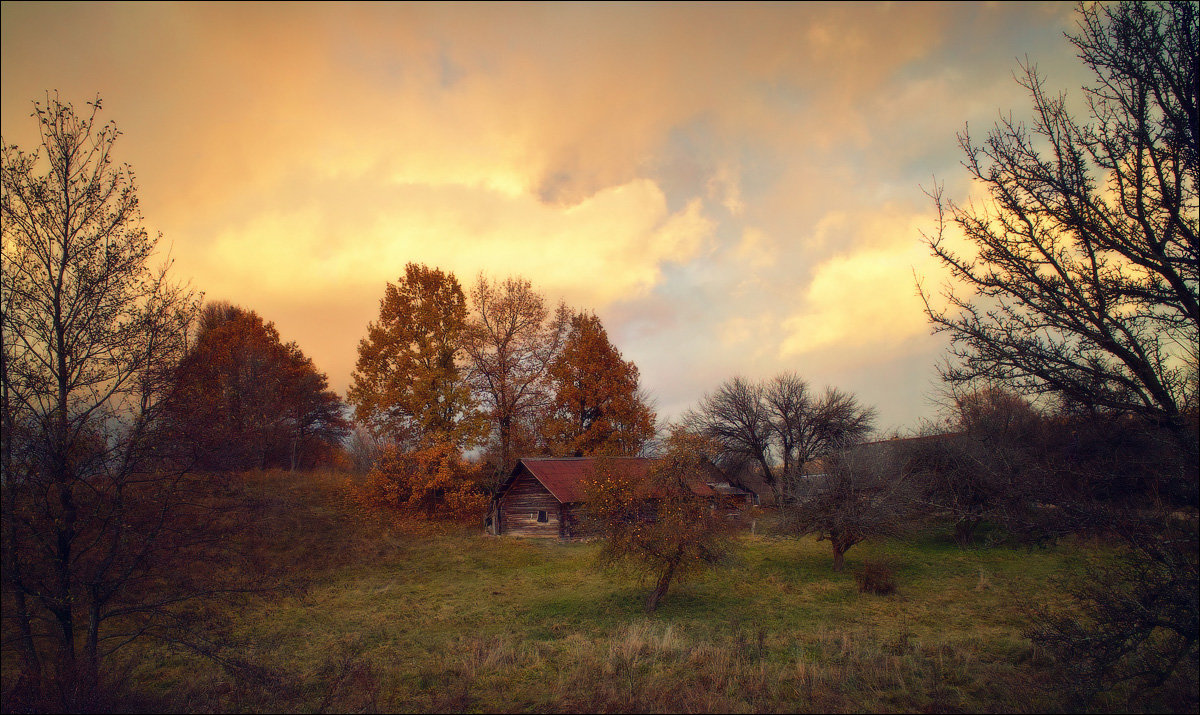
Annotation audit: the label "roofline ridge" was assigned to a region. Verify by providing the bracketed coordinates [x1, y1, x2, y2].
[519, 456, 651, 461]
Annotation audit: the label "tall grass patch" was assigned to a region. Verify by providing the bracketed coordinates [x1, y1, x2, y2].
[17, 469, 1113, 713]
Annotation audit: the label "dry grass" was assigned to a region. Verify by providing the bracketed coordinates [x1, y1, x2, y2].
[3, 469, 1137, 712]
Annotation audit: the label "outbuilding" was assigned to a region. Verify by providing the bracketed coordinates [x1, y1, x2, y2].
[486, 457, 754, 538]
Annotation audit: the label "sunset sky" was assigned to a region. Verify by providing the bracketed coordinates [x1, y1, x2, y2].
[1, 2, 1095, 433]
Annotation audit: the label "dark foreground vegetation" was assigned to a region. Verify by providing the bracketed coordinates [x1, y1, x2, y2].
[3, 468, 1194, 714]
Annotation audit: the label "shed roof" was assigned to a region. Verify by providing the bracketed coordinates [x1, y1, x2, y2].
[515, 457, 653, 503]
[502, 457, 747, 504]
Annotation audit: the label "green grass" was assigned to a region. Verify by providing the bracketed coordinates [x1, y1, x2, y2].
[18, 470, 1121, 712]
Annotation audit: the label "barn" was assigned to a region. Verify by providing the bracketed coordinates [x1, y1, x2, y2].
[486, 457, 754, 538]
[485, 457, 650, 537]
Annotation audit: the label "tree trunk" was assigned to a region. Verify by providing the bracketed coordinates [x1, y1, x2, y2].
[53, 604, 76, 694]
[830, 528, 854, 572]
[832, 542, 846, 572]
[53, 482, 78, 680]
[498, 412, 514, 475]
[10, 583, 42, 683]
[75, 595, 102, 705]
[954, 517, 980, 547]
[645, 558, 680, 612]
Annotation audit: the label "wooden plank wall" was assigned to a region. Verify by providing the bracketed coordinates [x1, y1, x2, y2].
[499, 470, 562, 537]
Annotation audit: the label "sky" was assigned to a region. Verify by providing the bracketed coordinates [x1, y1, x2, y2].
[1, 1, 1096, 434]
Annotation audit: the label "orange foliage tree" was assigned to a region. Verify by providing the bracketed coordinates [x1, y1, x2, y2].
[348, 442, 488, 519]
[168, 302, 349, 470]
[541, 312, 656, 457]
[349, 264, 483, 451]
[585, 429, 733, 612]
[347, 265, 488, 519]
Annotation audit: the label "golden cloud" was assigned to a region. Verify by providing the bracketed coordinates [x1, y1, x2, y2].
[778, 204, 954, 358]
[199, 178, 714, 310]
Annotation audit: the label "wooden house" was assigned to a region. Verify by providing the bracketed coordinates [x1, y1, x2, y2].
[486, 457, 754, 538]
[485, 457, 648, 537]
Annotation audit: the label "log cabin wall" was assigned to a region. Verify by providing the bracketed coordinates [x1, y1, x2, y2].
[498, 468, 563, 537]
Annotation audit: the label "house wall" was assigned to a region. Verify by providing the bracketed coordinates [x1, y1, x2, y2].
[498, 469, 562, 537]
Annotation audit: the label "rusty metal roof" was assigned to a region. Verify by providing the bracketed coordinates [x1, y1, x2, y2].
[505, 457, 745, 503]
[517, 457, 654, 503]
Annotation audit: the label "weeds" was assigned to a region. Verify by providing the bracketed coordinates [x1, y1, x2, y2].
[2, 469, 1111, 713]
[855, 560, 897, 595]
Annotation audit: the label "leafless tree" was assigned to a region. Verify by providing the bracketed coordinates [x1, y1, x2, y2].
[1028, 509, 1198, 710]
[909, 385, 1049, 546]
[0, 94, 223, 706]
[778, 441, 918, 571]
[345, 424, 388, 474]
[684, 373, 875, 500]
[919, 1, 1197, 453]
[462, 274, 569, 479]
[919, 2, 1197, 704]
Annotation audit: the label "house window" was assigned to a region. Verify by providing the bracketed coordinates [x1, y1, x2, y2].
[537, 510, 548, 523]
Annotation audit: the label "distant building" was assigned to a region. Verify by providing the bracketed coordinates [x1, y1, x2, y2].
[486, 457, 755, 538]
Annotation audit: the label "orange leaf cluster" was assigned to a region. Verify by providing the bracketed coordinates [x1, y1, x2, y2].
[542, 312, 656, 458]
[345, 441, 488, 520]
[167, 302, 348, 470]
[349, 264, 484, 451]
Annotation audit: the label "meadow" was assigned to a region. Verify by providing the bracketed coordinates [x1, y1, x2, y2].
[49, 470, 1140, 713]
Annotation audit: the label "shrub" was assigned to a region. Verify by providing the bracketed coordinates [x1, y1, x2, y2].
[856, 560, 897, 595]
[344, 442, 488, 520]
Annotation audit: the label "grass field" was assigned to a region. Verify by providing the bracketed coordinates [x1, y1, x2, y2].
[17, 469, 1156, 712]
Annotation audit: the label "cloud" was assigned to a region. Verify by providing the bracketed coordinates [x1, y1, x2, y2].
[1, 1, 1090, 431]
[778, 205, 946, 359]
[194, 177, 715, 312]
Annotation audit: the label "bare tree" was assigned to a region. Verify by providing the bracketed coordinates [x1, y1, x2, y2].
[779, 442, 918, 571]
[1028, 510, 1198, 709]
[919, 1, 1197, 450]
[910, 385, 1049, 546]
[345, 424, 388, 474]
[462, 274, 569, 478]
[1, 94, 205, 705]
[684, 373, 875, 500]
[919, 3, 1198, 704]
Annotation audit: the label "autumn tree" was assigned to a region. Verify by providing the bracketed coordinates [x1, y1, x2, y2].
[1, 94, 203, 704]
[168, 302, 349, 471]
[282, 346, 351, 470]
[462, 274, 569, 478]
[349, 263, 482, 451]
[779, 441, 918, 571]
[585, 429, 734, 612]
[346, 441, 488, 519]
[541, 311, 656, 457]
[684, 373, 876, 500]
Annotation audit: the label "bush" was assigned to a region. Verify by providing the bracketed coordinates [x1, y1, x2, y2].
[1027, 514, 1198, 711]
[856, 560, 897, 595]
[344, 442, 488, 520]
